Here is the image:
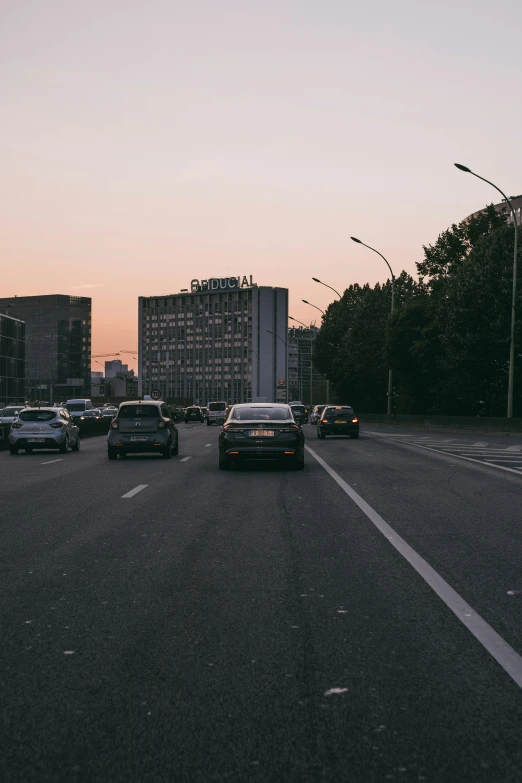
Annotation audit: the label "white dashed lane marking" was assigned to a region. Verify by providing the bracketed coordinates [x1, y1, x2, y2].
[180, 456, 192, 462]
[41, 459, 64, 465]
[121, 484, 148, 499]
[204, 444, 212, 448]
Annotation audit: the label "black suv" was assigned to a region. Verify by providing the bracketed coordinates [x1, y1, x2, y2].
[185, 406, 204, 423]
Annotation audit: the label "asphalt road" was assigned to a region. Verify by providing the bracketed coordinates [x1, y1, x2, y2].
[1, 422, 522, 782]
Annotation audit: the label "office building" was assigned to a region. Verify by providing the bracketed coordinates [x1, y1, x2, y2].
[138, 277, 288, 404]
[0, 313, 25, 404]
[105, 359, 129, 378]
[287, 326, 327, 405]
[0, 295, 91, 401]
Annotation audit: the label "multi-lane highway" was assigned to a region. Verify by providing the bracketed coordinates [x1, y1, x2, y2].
[2, 422, 522, 781]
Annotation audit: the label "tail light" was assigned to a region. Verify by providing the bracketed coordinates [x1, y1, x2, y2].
[110, 420, 119, 430]
[11, 422, 22, 429]
[352, 417, 359, 423]
[321, 419, 328, 424]
[50, 422, 64, 429]
[280, 425, 299, 432]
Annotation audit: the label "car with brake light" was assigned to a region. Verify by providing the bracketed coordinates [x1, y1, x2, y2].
[185, 405, 204, 423]
[317, 406, 359, 439]
[218, 403, 304, 470]
[8, 407, 80, 454]
[107, 400, 178, 460]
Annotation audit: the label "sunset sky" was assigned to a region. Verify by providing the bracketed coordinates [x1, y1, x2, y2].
[2, 0, 521, 372]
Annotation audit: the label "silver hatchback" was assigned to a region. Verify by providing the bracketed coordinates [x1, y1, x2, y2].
[8, 407, 80, 455]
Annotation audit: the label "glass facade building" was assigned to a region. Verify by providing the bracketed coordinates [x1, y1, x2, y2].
[138, 282, 288, 405]
[0, 295, 91, 402]
[0, 313, 25, 404]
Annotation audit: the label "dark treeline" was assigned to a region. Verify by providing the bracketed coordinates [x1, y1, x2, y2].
[313, 206, 522, 416]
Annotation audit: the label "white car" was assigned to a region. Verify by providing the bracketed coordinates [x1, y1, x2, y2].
[0, 405, 24, 426]
[9, 407, 80, 455]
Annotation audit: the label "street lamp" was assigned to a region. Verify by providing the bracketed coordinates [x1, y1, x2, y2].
[302, 300, 325, 315]
[266, 329, 288, 402]
[351, 236, 395, 415]
[289, 316, 311, 329]
[312, 278, 341, 299]
[455, 163, 519, 418]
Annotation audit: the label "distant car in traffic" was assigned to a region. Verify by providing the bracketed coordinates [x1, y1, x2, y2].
[0, 405, 24, 426]
[185, 406, 204, 423]
[218, 403, 304, 470]
[207, 401, 229, 426]
[65, 398, 94, 421]
[310, 404, 327, 425]
[290, 403, 308, 425]
[8, 407, 80, 454]
[107, 400, 179, 459]
[317, 406, 359, 439]
[101, 408, 117, 419]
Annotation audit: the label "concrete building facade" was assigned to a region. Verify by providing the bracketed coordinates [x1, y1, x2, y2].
[138, 278, 288, 404]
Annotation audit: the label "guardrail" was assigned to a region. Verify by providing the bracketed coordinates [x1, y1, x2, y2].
[360, 413, 522, 433]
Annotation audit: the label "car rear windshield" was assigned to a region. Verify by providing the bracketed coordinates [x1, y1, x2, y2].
[1, 407, 22, 416]
[232, 407, 290, 421]
[66, 403, 86, 411]
[291, 406, 305, 413]
[118, 405, 160, 418]
[324, 407, 354, 419]
[187, 407, 199, 412]
[209, 402, 227, 411]
[19, 411, 56, 422]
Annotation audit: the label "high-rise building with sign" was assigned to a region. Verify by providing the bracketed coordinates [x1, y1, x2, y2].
[138, 277, 288, 404]
[0, 295, 91, 401]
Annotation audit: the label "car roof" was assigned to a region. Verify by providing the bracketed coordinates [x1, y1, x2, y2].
[119, 400, 162, 406]
[232, 403, 289, 408]
[21, 407, 58, 412]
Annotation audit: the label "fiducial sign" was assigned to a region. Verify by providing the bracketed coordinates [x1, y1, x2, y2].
[190, 276, 254, 293]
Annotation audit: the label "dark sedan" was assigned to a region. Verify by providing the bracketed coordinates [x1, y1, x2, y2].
[218, 403, 305, 470]
[317, 406, 359, 439]
[290, 404, 308, 425]
[185, 406, 204, 423]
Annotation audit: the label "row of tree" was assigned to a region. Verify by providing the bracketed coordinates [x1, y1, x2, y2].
[313, 206, 522, 416]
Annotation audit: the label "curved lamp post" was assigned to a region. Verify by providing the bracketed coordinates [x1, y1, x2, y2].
[302, 299, 325, 316]
[312, 278, 341, 299]
[351, 237, 395, 415]
[455, 163, 519, 418]
[289, 316, 310, 328]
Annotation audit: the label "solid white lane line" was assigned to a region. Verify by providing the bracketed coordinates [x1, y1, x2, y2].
[305, 444, 522, 690]
[473, 442, 488, 447]
[121, 484, 148, 499]
[41, 459, 64, 465]
[180, 456, 192, 462]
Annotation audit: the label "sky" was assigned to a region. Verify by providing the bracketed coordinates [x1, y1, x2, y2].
[1, 0, 521, 371]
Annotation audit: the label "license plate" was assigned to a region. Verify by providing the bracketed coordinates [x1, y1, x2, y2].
[335, 420, 347, 424]
[131, 436, 147, 441]
[28, 438, 45, 443]
[250, 430, 274, 437]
